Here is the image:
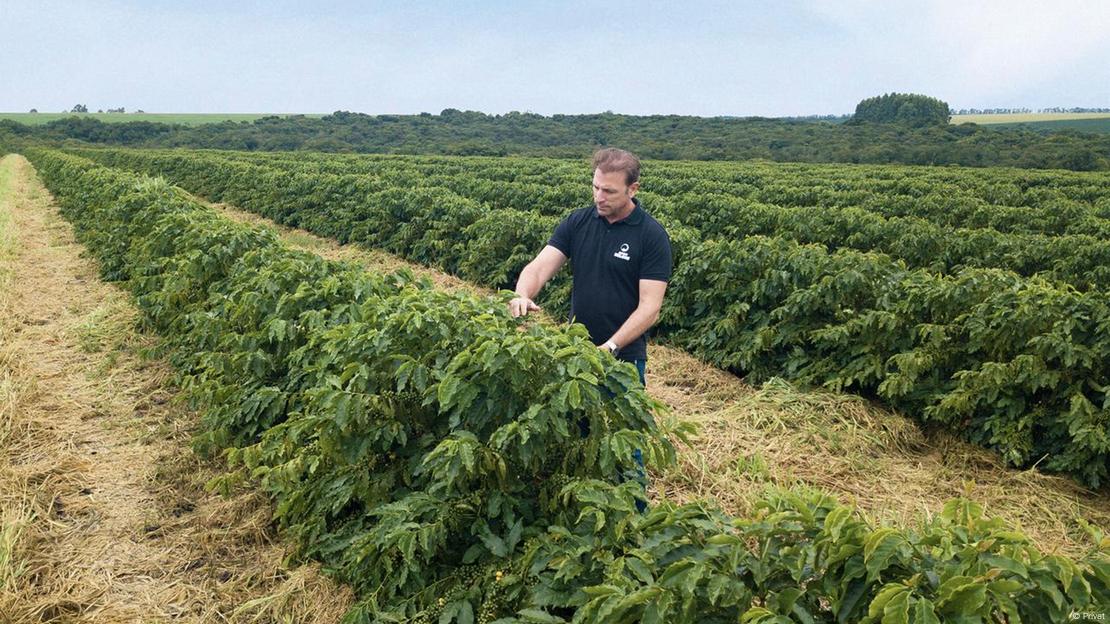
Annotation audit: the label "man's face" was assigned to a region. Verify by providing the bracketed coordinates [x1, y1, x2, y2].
[592, 168, 638, 218]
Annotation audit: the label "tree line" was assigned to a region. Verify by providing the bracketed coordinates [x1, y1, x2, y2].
[2, 104, 1107, 171]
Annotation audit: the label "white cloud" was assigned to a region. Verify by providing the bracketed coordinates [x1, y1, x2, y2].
[909, 1, 1106, 103]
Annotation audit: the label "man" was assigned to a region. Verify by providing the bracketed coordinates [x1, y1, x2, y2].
[509, 148, 672, 386]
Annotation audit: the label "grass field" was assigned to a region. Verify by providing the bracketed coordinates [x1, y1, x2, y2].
[988, 118, 1110, 134]
[950, 112, 1110, 134]
[952, 112, 1110, 124]
[0, 112, 325, 126]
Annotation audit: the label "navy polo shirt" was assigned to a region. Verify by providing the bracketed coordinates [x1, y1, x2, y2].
[548, 198, 672, 362]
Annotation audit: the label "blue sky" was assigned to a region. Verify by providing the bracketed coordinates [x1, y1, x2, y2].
[2, 0, 1107, 116]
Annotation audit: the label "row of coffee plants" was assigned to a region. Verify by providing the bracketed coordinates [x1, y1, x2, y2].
[209, 149, 1110, 284]
[214, 148, 1110, 236]
[17, 144, 1110, 622]
[214, 147, 1109, 205]
[76, 148, 1110, 290]
[73, 147, 1110, 487]
[223, 148, 1110, 289]
[658, 194, 1110, 291]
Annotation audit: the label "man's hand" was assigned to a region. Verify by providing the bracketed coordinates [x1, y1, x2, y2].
[510, 246, 567, 319]
[509, 296, 541, 318]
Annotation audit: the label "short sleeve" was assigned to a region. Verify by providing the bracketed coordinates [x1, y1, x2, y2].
[640, 223, 672, 282]
[548, 212, 575, 257]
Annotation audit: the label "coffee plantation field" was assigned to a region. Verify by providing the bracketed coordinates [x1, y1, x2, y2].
[70, 146, 1110, 489]
[3, 137, 1108, 622]
[24, 146, 1110, 623]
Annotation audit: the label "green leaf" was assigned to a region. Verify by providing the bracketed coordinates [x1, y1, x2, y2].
[706, 533, 743, 546]
[864, 528, 904, 582]
[437, 375, 461, 407]
[640, 591, 672, 624]
[881, 589, 910, 624]
[824, 505, 854, 541]
[867, 584, 909, 621]
[986, 579, 1024, 594]
[656, 559, 695, 587]
[478, 524, 508, 558]
[567, 380, 582, 410]
[937, 582, 986, 614]
[838, 578, 870, 623]
[911, 599, 940, 624]
[616, 587, 662, 610]
[625, 557, 655, 585]
[707, 574, 731, 605]
[580, 582, 621, 597]
[936, 576, 975, 602]
[516, 609, 566, 623]
[741, 607, 775, 623]
[457, 601, 474, 624]
[770, 587, 804, 614]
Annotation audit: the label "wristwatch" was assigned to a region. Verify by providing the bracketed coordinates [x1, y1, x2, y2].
[603, 340, 619, 354]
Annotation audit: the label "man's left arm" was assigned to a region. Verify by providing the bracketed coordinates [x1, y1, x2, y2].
[603, 279, 668, 352]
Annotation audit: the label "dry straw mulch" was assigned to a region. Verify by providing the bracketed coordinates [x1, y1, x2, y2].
[646, 345, 1110, 558]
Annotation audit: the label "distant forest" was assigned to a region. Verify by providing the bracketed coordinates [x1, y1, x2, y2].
[3, 109, 1108, 171]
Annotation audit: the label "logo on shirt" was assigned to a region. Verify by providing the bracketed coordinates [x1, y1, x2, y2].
[613, 243, 631, 261]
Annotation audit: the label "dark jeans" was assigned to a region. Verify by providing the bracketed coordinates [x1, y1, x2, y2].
[630, 359, 648, 512]
[578, 359, 649, 511]
[630, 355, 648, 510]
[577, 358, 649, 511]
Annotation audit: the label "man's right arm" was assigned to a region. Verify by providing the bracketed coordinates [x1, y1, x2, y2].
[509, 245, 567, 317]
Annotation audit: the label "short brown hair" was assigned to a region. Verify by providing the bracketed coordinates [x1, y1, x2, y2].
[592, 148, 640, 186]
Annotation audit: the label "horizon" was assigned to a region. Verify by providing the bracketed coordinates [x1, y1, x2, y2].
[6, 106, 1110, 120]
[2, 1, 1107, 118]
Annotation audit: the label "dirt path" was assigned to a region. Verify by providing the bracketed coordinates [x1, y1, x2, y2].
[205, 196, 1110, 558]
[0, 154, 352, 623]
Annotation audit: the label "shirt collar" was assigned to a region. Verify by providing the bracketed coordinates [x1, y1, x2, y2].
[596, 197, 644, 226]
